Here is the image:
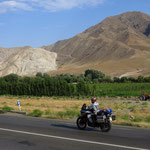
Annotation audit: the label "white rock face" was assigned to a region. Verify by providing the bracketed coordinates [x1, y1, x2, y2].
[0, 48, 57, 76]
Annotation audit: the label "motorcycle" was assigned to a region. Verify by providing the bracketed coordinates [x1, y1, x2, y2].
[139, 94, 150, 101]
[76, 104, 116, 132]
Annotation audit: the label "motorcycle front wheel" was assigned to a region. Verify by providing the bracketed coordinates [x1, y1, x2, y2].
[76, 117, 87, 130]
[100, 122, 111, 132]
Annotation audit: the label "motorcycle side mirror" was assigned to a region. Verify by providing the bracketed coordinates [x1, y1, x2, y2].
[82, 104, 87, 110]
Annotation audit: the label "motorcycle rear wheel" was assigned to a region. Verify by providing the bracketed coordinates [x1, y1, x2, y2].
[100, 122, 111, 132]
[76, 117, 87, 130]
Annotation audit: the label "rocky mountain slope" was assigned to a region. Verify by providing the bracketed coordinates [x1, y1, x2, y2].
[0, 48, 57, 76]
[43, 11, 150, 77]
[0, 46, 31, 62]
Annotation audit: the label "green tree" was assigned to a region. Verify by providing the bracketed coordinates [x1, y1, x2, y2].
[120, 77, 128, 83]
[137, 76, 144, 82]
[36, 72, 43, 78]
[113, 77, 120, 83]
[3, 74, 19, 83]
[84, 69, 105, 81]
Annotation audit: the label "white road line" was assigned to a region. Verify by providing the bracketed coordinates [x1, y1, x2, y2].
[0, 127, 149, 150]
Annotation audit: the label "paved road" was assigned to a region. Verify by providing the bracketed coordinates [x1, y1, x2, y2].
[0, 113, 150, 150]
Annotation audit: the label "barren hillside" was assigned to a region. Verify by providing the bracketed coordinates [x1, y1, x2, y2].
[0, 48, 57, 76]
[43, 11, 150, 77]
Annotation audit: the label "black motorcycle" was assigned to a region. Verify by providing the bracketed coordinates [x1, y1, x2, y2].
[76, 104, 116, 132]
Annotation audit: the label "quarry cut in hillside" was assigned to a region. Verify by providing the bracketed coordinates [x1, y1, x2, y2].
[0, 48, 57, 76]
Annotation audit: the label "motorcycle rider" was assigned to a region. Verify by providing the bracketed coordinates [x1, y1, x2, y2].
[88, 97, 99, 125]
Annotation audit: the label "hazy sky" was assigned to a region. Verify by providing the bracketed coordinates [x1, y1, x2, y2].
[0, 0, 150, 48]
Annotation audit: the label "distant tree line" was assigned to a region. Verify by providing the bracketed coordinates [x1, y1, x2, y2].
[52, 69, 150, 83]
[0, 69, 149, 96]
[0, 72, 95, 96]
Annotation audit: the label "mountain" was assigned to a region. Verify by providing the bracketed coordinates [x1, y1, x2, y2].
[43, 11, 150, 77]
[0, 48, 57, 76]
[0, 46, 31, 62]
[0, 11, 150, 77]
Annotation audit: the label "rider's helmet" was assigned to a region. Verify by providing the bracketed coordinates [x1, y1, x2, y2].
[91, 97, 97, 103]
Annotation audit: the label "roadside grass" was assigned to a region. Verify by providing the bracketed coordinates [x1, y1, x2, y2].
[145, 116, 150, 123]
[43, 107, 80, 119]
[28, 109, 43, 117]
[0, 96, 150, 128]
[120, 115, 130, 121]
[57, 109, 80, 119]
[142, 102, 148, 107]
[1, 105, 14, 113]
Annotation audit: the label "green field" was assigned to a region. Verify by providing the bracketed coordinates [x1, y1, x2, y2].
[94, 83, 150, 97]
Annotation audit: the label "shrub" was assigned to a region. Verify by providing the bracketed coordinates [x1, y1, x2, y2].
[57, 109, 79, 119]
[145, 116, 150, 123]
[45, 109, 52, 115]
[133, 117, 143, 122]
[142, 102, 148, 107]
[29, 109, 43, 117]
[121, 115, 130, 120]
[2, 105, 14, 113]
[57, 111, 65, 119]
[73, 104, 79, 110]
[65, 109, 79, 118]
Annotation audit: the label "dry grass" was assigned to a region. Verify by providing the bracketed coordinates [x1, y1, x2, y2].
[0, 96, 150, 128]
[0, 96, 90, 113]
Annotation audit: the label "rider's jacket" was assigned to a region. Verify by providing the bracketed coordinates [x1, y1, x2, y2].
[88, 102, 99, 115]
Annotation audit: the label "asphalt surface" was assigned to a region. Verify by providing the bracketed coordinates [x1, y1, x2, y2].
[0, 113, 150, 150]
